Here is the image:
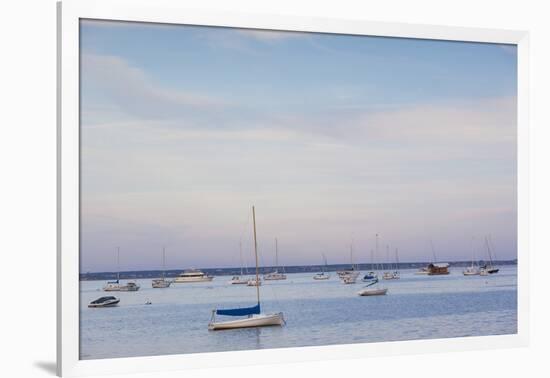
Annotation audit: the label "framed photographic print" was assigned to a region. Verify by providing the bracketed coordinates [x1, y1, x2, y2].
[57, 0, 529, 376]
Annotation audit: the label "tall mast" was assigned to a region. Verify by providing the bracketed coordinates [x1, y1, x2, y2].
[116, 247, 120, 282]
[370, 248, 374, 271]
[252, 206, 260, 304]
[386, 245, 390, 271]
[162, 246, 166, 279]
[395, 248, 399, 271]
[350, 243, 354, 270]
[430, 240, 437, 264]
[485, 236, 494, 265]
[275, 238, 279, 271]
[239, 239, 244, 276]
[375, 234, 379, 271]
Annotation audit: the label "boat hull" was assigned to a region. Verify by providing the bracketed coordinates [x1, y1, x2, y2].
[88, 299, 120, 308]
[152, 279, 172, 288]
[313, 274, 330, 280]
[119, 284, 140, 291]
[208, 313, 284, 330]
[358, 288, 388, 296]
[263, 274, 286, 281]
[174, 276, 214, 283]
[103, 286, 121, 291]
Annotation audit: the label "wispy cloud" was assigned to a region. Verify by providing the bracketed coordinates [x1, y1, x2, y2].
[81, 53, 227, 122]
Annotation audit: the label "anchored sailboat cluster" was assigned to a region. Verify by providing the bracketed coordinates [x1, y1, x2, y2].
[463, 236, 500, 276]
[88, 206, 502, 329]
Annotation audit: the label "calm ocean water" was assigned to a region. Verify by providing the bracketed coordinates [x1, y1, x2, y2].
[79, 266, 517, 359]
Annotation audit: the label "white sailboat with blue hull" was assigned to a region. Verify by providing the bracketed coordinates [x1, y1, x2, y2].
[208, 206, 285, 330]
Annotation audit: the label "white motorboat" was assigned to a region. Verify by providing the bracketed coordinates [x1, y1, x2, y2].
[103, 280, 122, 291]
[264, 238, 287, 281]
[152, 247, 172, 288]
[209, 206, 285, 331]
[88, 296, 120, 308]
[119, 281, 140, 291]
[174, 269, 213, 283]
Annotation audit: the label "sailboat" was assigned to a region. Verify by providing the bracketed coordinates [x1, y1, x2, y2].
[103, 247, 140, 291]
[229, 240, 249, 284]
[392, 248, 401, 279]
[209, 206, 285, 330]
[382, 245, 398, 280]
[313, 253, 331, 280]
[481, 236, 499, 274]
[340, 244, 359, 284]
[362, 248, 377, 282]
[152, 247, 172, 288]
[357, 277, 388, 296]
[103, 247, 122, 291]
[264, 238, 287, 280]
[463, 238, 480, 276]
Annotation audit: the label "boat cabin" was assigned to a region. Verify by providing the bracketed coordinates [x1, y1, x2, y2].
[427, 263, 450, 275]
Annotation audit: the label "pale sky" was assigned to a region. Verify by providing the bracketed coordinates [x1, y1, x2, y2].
[79, 19, 517, 272]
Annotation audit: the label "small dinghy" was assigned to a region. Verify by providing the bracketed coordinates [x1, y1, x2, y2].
[209, 206, 285, 331]
[88, 296, 120, 308]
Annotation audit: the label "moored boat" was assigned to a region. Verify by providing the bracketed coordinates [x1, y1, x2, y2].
[119, 281, 140, 291]
[358, 287, 388, 296]
[174, 269, 213, 283]
[263, 238, 287, 281]
[229, 240, 251, 284]
[358, 277, 388, 296]
[152, 247, 172, 288]
[482, 236, 499, 274]
[313, 253, 331, 280]
[247, 278, 262, 286]
[88, 296, 120, 308]
[103, 247, 122, 291]
[208, 206, 285, 331]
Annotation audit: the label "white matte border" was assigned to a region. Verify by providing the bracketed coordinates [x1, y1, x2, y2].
[57, 0, 529, 376]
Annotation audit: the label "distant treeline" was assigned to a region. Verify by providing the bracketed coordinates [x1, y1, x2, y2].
[80, 259, 517, 281]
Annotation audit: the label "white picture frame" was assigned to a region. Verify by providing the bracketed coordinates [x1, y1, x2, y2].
[57, 0, 530, 376]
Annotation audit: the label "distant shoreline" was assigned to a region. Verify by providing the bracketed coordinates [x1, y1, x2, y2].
[80, 260, 517, 281]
